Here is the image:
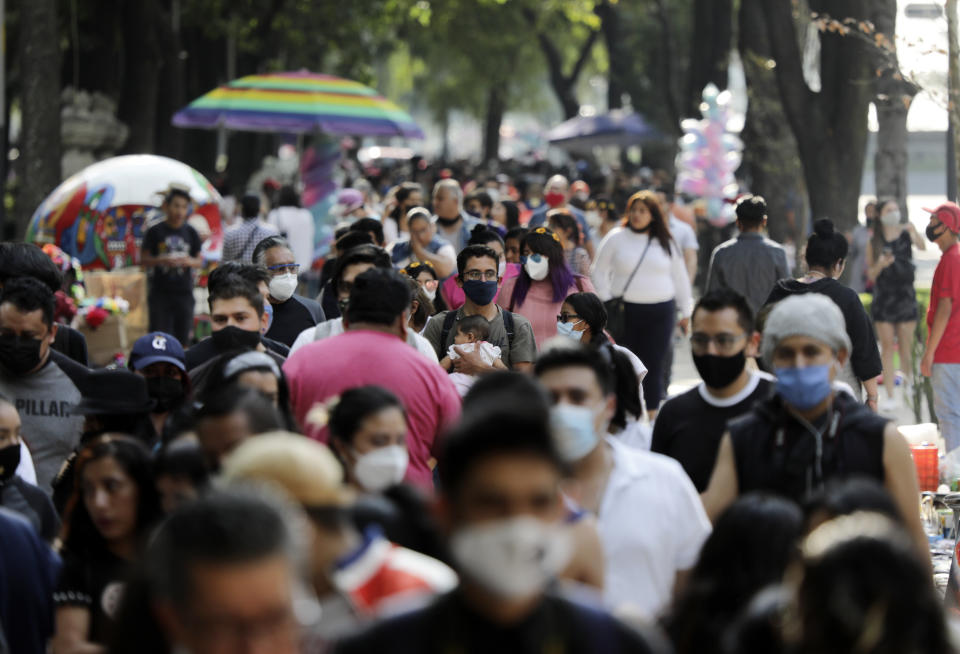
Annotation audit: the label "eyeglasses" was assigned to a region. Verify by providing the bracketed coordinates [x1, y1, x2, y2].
[462, 270, 498, 282]
[690, 332, 746, 354]
[557, 312, 581, 323]
[266, 263, 299, 275]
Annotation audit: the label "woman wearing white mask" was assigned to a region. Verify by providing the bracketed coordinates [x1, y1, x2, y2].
[498, 226, 594, 349]
[399, 260, 446, 316]
[865, 198, 926, 410]
[328, 386, 410, 493]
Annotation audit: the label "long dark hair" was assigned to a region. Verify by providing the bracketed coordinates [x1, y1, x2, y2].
[328, 386, 407, 447]
[59, 435, 162, 558]
[565, 292, 607, 346]
[510, 227, 579, 307]
[602, 343, 643, 430]
[625, 190, 673, 254]
[665, 493, 804, 654]
[500, 200, 520, 230]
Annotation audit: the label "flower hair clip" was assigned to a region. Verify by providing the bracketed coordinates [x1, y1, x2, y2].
[534, 227, 561, 243]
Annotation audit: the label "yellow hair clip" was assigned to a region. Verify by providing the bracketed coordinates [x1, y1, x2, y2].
[534, 227, 561, 243]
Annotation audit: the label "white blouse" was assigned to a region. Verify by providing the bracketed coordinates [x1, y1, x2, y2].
[590, 227, 693, 316]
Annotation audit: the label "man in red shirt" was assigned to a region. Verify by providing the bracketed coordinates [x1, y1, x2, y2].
[921, 201, 960, 452]
[284, 268, 461, 490]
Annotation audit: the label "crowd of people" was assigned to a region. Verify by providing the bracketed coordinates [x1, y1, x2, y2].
[1, 166, 959, 654]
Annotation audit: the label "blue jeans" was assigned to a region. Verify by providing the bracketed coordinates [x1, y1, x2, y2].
[934, 363, 960, 451]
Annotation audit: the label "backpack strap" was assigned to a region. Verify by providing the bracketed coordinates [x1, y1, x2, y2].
[502, 308, 516, 354]
[437, 310, 459, 360]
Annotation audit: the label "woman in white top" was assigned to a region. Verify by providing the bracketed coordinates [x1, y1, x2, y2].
[267, 185, 315, 270]
[591, 190, 693, 414]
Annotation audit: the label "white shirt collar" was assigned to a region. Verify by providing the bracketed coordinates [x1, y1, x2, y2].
[697, 369, 774, 408]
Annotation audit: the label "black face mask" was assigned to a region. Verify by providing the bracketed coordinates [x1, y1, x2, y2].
[211, 326, 262, 352]
[692, 350, 747, 390]
[0, 335, 43, 376]
[147, 376, 185, 412]
[0, 443, 20, 483]
[628, 224, 651, 234]
[926, 222, 947, 242]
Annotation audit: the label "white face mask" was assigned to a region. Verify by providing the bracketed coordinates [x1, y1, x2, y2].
[498, 260, 506, 278]
[881, 210, 901, 227]
[550, 403, 600, 462]
[353, 445, 408, 492]
[268, 273, 298, 302]
[450, 516, 571, 599]
[524, 256, 550, 281]
[424, 287, 437, 302]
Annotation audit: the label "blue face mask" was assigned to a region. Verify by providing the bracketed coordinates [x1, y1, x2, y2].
[262, 301, 274, 334]
[550, 403, 599, 462]
[556, 320, 582, 342]
[462, 279, 498, 306]
[775, 364, 833, 410]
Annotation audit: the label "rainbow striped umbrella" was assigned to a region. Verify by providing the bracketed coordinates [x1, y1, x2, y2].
[172, 71, 424, 139]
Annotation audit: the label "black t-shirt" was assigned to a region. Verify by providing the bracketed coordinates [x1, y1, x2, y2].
[334, 590, 669, 654]
[763, 278, 882, 382]
[0, 477, 59, 541]
[265, 295, 325, 347]
[651, 372, 775, 492]
[184, 334, 289, 371]
[141, 221, 202, 294]
[54, 549, 128, 647]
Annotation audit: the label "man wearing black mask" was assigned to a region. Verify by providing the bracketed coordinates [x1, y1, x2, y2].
[184, 275, 288, 370]
[0, 278, 87, 495]
[651, 289, 774, 491]
[423, 245, 536, 372]
[129, 331, 191, 441]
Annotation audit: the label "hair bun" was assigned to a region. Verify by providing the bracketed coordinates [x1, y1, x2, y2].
[813, 218, 835, 238]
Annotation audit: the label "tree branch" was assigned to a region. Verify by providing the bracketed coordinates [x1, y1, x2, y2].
[569, 28, 600, 84]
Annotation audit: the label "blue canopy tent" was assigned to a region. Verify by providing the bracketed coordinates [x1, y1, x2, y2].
[546, 110, 661, 151]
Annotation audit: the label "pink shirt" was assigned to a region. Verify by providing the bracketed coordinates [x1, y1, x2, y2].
[497, 275, 595, 349]
[440, 263, 522, 311]
[283, 330, 462, 489]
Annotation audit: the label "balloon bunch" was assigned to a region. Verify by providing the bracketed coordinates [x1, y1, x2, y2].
[676, 83, 744, 227]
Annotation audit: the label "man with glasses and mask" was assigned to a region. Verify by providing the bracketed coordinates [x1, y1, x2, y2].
[702, 293, 929, 558]
[535, 345, 710, 619]
[651, 290, 774, 491]
[0, 278, 87, 495]
[423, 245, 536, 372]
[252, 235, 324, 348]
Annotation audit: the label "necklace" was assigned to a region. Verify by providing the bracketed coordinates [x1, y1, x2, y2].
[803, 270, 828, 282]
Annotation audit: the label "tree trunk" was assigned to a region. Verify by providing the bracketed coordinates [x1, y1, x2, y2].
[119, 0, 163, 154]
[16, 0, 61, 237]
[738, 0, 806, 249]
[760, 0, 873, 233]
[482, 85, 506, 164]
[522, 8, 598, 119]
[687, 0, 733, 117]
[872, 0, 915, 217]
[651, 0, 683, 130]
[597, 0, 627, 110]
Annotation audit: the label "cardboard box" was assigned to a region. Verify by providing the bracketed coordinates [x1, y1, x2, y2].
[83, 269, 147, 329]
[78, 314, 130, 367]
